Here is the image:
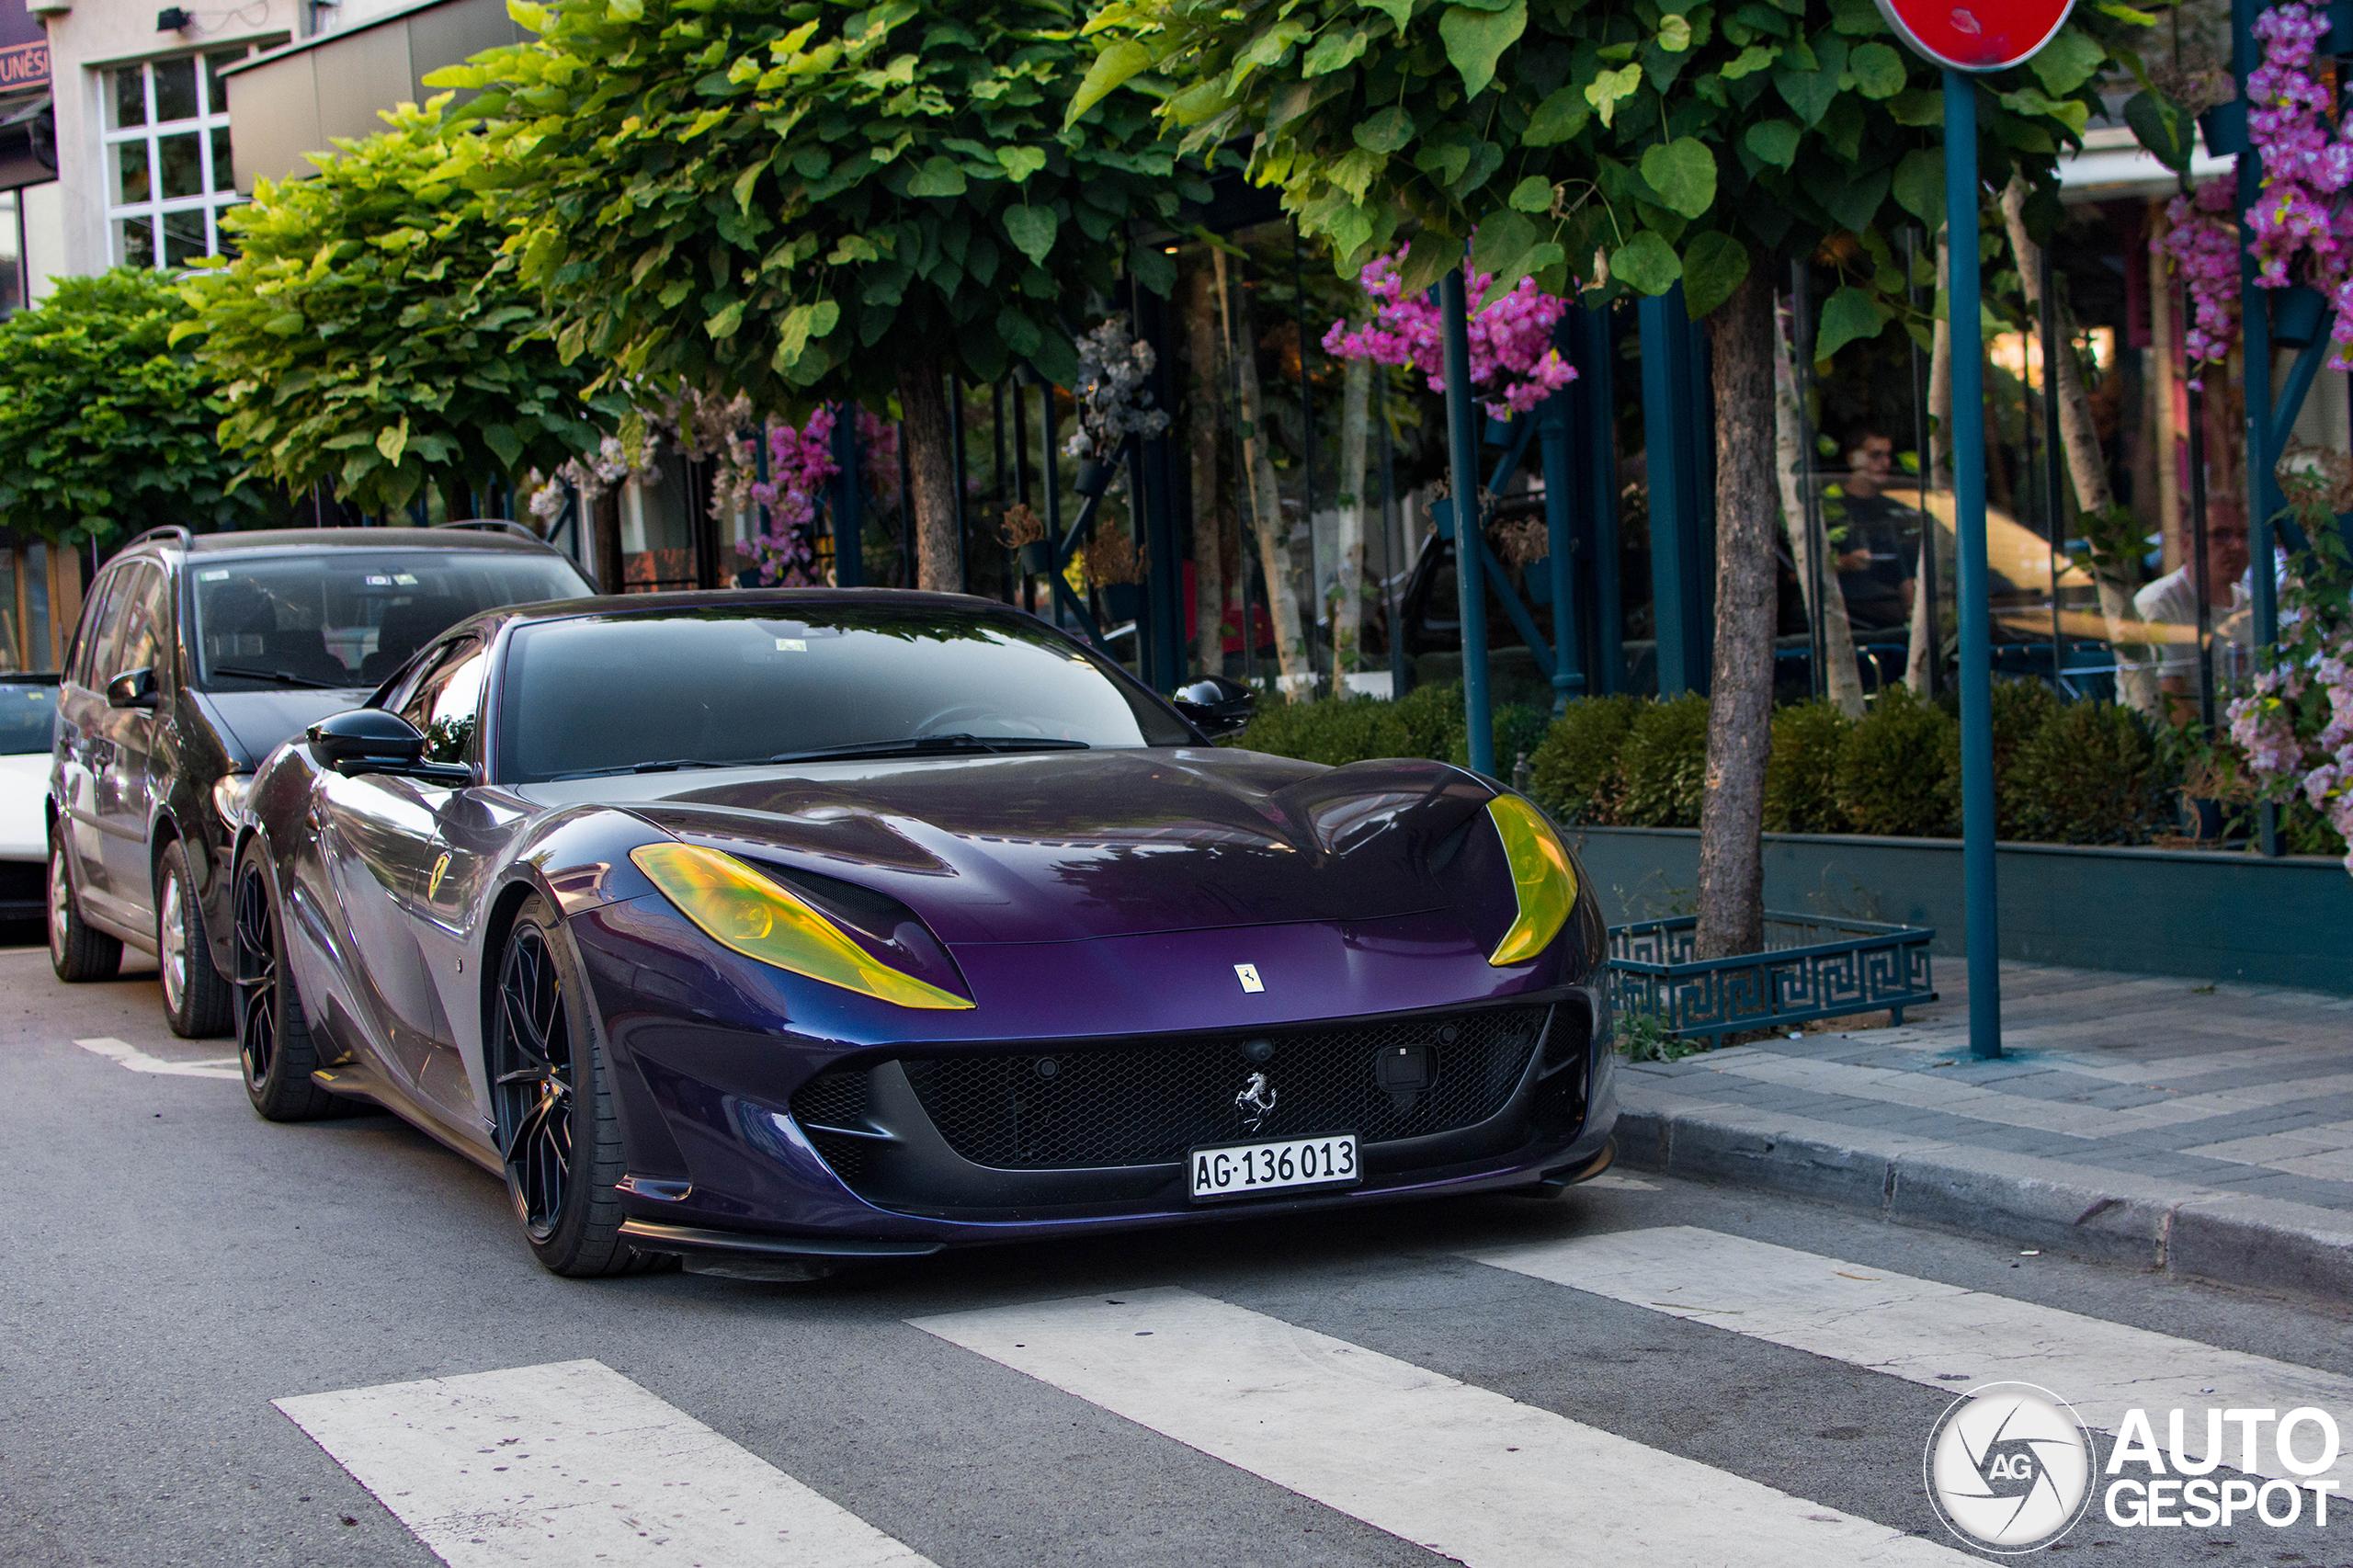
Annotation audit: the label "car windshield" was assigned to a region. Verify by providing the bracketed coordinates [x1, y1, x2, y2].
[0, 678, 57, 755]
[191, 550, 589, 692]
[498, 605, 1192, 783]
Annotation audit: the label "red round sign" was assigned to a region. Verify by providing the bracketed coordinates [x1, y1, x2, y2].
[1872, 0, 2076, 72]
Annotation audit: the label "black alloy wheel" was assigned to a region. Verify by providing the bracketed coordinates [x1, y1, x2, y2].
[486, 895, 651, 1277]
[492, 922, 574, 1243]
[232, 850, 335, 1120]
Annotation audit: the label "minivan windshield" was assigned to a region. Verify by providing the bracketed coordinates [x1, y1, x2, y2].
[499, 606, 1192, 783]
[191, 550, 589, 692]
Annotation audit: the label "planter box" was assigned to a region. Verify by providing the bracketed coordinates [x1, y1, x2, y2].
[1566, 825, 2353, 995]
[1608, 912, 1938, 1047]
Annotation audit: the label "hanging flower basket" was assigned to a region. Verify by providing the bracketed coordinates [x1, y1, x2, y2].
[1074, 456, 1116, 497]
[1017, 540, 1055, 576]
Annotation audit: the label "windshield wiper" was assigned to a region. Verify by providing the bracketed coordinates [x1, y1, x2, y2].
[767, 733, 1092, 766]
[545, 757, 769, 782]
[212, 665, 349, 690]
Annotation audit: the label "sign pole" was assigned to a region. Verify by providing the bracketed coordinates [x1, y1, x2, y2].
[1944, 71, 2002, 1059]
[1439, 258, 1496, 778]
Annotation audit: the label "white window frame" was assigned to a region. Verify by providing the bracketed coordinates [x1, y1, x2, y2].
[101, 46, 266, 268]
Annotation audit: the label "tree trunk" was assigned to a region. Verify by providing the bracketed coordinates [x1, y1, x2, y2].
[438, 473, 472, 527]
[1216, 247, 1311, 692]
[1775, 293, 1865, 719]
[897, 356, 960, 592]
[1185, 267, 1227, 679]
[1999, 176, 2158, 713]
[1694, 270, 1778, 961]
[1911, 239, 1951, 695]
[1334, 355, 1372, 676]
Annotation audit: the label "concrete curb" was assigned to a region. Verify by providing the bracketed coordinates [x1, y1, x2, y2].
[1613, 1087, 2353, 1304]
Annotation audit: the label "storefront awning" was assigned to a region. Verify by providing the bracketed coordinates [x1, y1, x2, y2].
[2057, 124, 2232, 203]
[215, 0, 528, 192]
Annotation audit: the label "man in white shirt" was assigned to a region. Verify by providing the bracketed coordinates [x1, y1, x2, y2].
[2132, 512, 2250, 723]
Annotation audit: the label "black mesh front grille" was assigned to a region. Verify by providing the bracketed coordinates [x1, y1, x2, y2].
[1542, 995, 1591, 1069]
[790, 1070, 872, 1184]
[899, 1006, 1550, 1170]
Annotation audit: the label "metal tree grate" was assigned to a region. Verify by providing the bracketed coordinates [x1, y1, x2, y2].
[1607, 912, 1935, 1047]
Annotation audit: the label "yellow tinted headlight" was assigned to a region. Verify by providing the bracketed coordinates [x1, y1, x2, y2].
[629, 842, 973, 1010]
[1485, 795, 1577, 967]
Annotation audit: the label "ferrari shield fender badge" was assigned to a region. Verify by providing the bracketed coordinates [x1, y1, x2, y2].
[1233, 962, 1264, 993]
[427, 851, 451, 901]
[1235, 1071, 1278, 1131]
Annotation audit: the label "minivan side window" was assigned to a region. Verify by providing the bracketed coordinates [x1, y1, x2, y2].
[70, 569, 131, 690]
[113, 565, 170, 687]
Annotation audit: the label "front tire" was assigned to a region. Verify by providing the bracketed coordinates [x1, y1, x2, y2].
[159, 840, 233, 1039]
[488, 894, 653, 1278]
[233, 846, 337, 1121]
[48, 839, 121, 983]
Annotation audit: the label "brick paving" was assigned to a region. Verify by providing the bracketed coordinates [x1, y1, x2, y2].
[1618, 961, 2353, 1215]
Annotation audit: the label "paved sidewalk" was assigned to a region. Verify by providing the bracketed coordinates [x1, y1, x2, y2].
[1609, 961, 2353, 1301]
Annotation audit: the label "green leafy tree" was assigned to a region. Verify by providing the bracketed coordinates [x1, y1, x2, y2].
[176, 100, 615, 520]
[0, 268, 270, 547]
[438, 0, 1195, 590]
[1093, 0, 2170, 954]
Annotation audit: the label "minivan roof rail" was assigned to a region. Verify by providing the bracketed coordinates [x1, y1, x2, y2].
[125, 525, 194, 550]
[433, 519, 541, 541]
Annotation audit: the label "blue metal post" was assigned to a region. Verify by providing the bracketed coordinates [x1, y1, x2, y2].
[1639, 289, 1711, 695]
[1439, 262, 1495, 776]
[1568, 303, 1621, 692]
[1945, 71, 2001, 1059]
[1538, 390, 1581, 715]
[2234, 0, 2282, 858]
[831, 403, 863, 587]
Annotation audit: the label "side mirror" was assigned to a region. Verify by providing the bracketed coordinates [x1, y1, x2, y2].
[309, 709, 426, 770]
[1173, 676, 1255, 739]
[105, 667, 159, 710]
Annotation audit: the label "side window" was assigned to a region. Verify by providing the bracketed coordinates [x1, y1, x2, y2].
[68, 569, 130, 690]
[114, 565, 170, 684]
[399, 640, 484, 767]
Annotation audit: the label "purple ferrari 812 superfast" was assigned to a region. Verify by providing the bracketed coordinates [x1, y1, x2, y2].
[233, 589, 1617, 1278]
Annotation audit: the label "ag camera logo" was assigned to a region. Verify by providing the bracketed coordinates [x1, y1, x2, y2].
[1925, 1382, 2096, 1552]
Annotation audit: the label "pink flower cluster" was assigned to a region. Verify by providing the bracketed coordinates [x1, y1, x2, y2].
[1323, 244, 1578, 419]
[2160, 180, 2242, 384]
[737, 408, 838, 586]
[2228, 653, 2353, 871]
[2209, 1, 2353, 374]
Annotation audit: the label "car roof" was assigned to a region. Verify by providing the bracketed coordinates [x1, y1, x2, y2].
[115, 526, 569, 563]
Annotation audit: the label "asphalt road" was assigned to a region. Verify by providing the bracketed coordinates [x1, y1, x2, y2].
[6, 931, 2353, 1568]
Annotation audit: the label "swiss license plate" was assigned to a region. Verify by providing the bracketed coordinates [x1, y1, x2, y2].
[1189, 1132, 1359, 1202]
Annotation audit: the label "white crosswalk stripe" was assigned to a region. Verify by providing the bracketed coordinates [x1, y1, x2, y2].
[274, 1358, 936, 1568]
[912, 1285, 1972, 1567]
[1471, 1226, 2353, 1489]
[74, 1035, 240, 1079]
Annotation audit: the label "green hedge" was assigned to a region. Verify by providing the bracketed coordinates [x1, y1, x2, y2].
[1229, 678, 2215, 847]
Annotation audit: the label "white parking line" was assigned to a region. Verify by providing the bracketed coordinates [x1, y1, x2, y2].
[275, 1358, 936, 1568]
[1471, 1225, 2353, 1488]
[913, 1286, 1970, 1567]
[74, 1035, 240, 1079]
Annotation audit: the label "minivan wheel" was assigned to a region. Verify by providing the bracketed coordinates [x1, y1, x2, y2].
[48, 840, 120, 983]
[159, 840, 233, 1038]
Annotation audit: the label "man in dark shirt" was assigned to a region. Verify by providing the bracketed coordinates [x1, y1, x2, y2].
[1829, 430, 1918, 632]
